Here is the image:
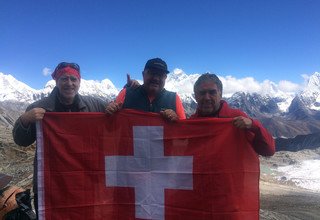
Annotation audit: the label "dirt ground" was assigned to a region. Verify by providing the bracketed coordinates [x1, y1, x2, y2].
[260, 181, 320, 220]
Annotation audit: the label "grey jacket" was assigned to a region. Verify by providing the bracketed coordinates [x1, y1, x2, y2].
[12, 87, 107, 147]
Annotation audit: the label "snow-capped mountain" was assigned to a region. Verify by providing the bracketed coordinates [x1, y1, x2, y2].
[0, 70, 301, 111]
[0, 72, 119, 103]
[1, 70, 320, 142]
[37, 79, 119, 101]
[166, 69, 200, 96]
[299, 72, 320, 111]
[0, 72, 37, 102]
[164, 69, 297, 114]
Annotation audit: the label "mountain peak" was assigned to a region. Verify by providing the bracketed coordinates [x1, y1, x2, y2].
[172, 68, 185, 76]
[307, 72, 320, 90]
[0, 72, 36, 102]
[166, 70, 200, 95]
[300, 72, 320, 111]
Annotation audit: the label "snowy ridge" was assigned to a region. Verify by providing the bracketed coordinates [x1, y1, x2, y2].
[300, 72, 320, 110]
[165, 69, 200, 95]
[1, 71, 320, 113]
[164, 69, 299, 112]
[0, 74, 119, 103]
[0, 72, 37, 102]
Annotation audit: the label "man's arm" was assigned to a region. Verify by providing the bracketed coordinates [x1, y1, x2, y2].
[105, 89, 126, 115]
[233, 116, 275, 156]
[160, 94, 186, 122]
[12, 107, 46, 146]
[248, 119, 275, 156]
[175, 94, 186, 119]
[12, 118, 36, 146]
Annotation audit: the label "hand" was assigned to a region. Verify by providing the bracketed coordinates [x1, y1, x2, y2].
[20, 108, 46, 127]
[105, 102, 123, 115]
[126, 74, 140, 88]
[232, 116, 252, 129]
[160, 109, 179, 122]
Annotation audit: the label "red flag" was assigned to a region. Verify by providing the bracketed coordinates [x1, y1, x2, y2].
[36, 109, 260, 220]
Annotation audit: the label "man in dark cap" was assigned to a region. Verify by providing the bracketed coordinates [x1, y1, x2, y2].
[12, 62, 108, 215]
[106, 58, 186, 120]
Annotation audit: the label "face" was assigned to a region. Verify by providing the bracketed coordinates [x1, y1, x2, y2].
[56, 73, 80, 104]
[195, 81, 222, 116]
[142, 69, 167, 96]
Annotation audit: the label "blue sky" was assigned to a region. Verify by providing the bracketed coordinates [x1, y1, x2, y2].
[1, 0, 320, 89]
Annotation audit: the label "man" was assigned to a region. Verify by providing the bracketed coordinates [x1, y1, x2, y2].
[12, 62, 107, 214]
[13, 62, 107, 146]
[191, 72, 275, 155]
[191, 73, 275, 218]
[106, 58, 186, 121]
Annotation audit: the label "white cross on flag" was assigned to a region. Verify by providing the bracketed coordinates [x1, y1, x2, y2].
[36, 110, 260, 219]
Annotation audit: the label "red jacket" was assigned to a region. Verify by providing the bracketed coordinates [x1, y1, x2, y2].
[190, 100, 275, 156]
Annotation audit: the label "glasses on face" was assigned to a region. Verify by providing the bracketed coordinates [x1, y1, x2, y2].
[198, 89, 218, 96]
[55, 62, 80, 72]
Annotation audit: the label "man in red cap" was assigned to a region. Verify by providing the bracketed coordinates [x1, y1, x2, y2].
[13, 62, 107, 146]
[12, 62, 107, 215]
[106, 58, 186, 121]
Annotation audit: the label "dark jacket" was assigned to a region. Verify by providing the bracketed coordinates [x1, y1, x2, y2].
[191, 100, 275, 156]
[12, 87, 106, 147]
[123, 86, 177, 113]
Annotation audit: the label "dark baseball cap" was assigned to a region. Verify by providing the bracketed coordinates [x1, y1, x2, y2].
[144, 58, 169, 74]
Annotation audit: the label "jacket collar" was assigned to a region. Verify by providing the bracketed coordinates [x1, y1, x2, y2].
[39, 87, 86, 112]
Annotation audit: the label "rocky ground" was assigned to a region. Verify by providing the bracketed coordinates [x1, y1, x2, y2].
[0, 125, 34, 189]
[1, 124, 320, 219]
[260, 181, 320, 220]
[259, 150, 320, 219]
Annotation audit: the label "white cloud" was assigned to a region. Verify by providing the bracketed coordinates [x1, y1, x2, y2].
[278, 80, 300, 93]
[116, 69, 308, 99]
[220, 75, 262, 97]
[213, 75, 302, 98]
[42, 67, 51, 76]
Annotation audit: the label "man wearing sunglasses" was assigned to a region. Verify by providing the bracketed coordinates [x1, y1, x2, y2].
[12, 62, 107, 215]
[106, 58, 186, 121]
[191, 72, 275, 156]
[13, 62, 107, 146]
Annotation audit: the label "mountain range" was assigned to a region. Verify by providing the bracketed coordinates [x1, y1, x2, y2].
[1, 70, 320, 151]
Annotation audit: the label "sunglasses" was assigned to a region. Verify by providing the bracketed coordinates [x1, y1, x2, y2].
[55, 62, 80, 72]
[197, 89, 218, 96]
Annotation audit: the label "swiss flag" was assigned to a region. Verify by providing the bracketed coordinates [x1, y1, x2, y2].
[36, 109, 260, 220]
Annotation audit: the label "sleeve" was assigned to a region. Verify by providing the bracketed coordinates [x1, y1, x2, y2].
[116, 88, 126, 104]
[12, 103, 41, 147]
[227, 107, 275, 156]
[175, 94, 186, 119]
[248, 119, 275, 156]
[12, 117, 37, 147]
